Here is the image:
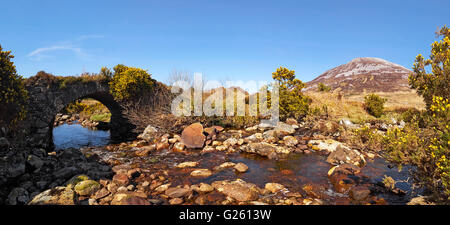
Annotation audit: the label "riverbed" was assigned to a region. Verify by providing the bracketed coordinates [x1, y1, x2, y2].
[53, 123, 416, 205]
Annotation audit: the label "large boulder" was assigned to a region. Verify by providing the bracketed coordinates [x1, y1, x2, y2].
[28, 187, 76, 205]
[212, 179, 260, 202]
[181, 123, 206, 149]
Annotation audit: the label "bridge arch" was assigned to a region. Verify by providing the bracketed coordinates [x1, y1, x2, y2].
[22, 76, 136, 149]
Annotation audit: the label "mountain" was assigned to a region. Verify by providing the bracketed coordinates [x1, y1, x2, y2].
[305, 57, 413, 93]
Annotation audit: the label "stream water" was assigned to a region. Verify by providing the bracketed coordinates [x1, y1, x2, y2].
[53, 123, 416, 205]
[53, 123, 111, 150]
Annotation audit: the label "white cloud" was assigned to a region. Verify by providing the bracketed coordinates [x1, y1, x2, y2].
[27, 35, 104, 61]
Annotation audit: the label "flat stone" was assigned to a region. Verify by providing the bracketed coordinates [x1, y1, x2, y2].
[190, 169, 212, 177]
[176, 161, 199, 168]
[234, 163, 249, 173]
[265, 183, 285, 193]
[165, 187, 191, 198]
[212, 179, 260, 202]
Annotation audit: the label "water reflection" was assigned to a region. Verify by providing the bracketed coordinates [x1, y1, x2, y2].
[53, 123, 110, 150]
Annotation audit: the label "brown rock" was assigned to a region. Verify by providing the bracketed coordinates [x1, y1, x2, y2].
[94, 188, 111, 200]
[349, 186, 371, 201]
[234, 163, 249, 173]
[110, 193, 150, 205]
[112, 173, 130, 186]
[165, 187, 192, 198]
[212, 179, 259, 202]
[169, 197, 184, 205]
[181, 123, 206, 149]
[190, 169, 212, 177]
[265, 183, 285, 193]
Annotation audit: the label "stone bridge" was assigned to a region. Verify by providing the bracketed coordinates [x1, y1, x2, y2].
[21, 77, 137, 149]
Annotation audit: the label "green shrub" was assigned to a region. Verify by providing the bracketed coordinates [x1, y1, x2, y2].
[271, 67, 311, 120]
[384, 26, 450, 202]
[0, 45, 28, 128]
[109, 64, 154, 100]
[317, 82, 331, 92]
[363, 93, 387, 118]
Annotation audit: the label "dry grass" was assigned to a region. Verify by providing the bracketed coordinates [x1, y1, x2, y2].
[345, 90, 426, 111]
[306, 90, 425, 124]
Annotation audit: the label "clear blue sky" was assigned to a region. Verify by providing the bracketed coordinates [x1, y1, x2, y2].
[1, 0, 449, 83]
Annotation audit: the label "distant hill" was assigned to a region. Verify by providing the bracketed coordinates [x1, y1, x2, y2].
[305, 57, 413, 93]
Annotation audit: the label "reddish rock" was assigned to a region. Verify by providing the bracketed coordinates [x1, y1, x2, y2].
[112, 173, 130, 186]
[181, 123, 206, 149]
[156, 142, 170, 151]
[165, 187, 192, 198]
[94, 188, 111, 200]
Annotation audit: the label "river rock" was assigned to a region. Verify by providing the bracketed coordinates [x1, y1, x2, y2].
[169, 197, 184, 205]
[212, 179, 260, 202]
[176, 161, 198, 168]
[273, 122, 295, 135]
[165, 187, 192, 198]
[181, 123, 206, 148]
[240, 142, 277, 157]
[283, 136, 298, 147]
[28, 187, 76, 205]
[65, 174, 91, 189]
[172, 142, 185, 152]
[308, 139, 347, 153]
[234, 163, 249, 173]
[138, 125, 158, 141]
[190, 169, 212, 177]
[192, 183, 214, 193]
[349, 186, 371, 201]
[74, 180, 101, 196]
[112, 173, 130, 186]
[53, 167, 80, 180]
[326, 145, 366, 167]
[265, 183, 285, 193]
[26, 155, 43, 173]
[7, 187, 29, 205]
[110, 193, 150, 205]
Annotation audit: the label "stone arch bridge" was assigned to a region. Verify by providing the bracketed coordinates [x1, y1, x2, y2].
[21, 77, 137, 149]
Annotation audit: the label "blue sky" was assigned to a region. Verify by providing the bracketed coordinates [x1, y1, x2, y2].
[1, 0, 449, 83]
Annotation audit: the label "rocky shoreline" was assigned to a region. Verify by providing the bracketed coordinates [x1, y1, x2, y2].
[53, 113, 110, 130]
[2, 117, 429, 205]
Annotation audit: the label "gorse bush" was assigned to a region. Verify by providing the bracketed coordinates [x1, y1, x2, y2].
[63, 99, 111, 122]
[317, 82, 331, 92]
[109, 64, 154, 101]
[384, 26, 450, 202]
[409, 26, 450, 108]
[363, 93, 387, 118]
[271, 67, 311, 120]
[0, 45, 28, 128]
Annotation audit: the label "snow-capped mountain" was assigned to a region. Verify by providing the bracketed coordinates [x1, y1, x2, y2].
[305, 57, 413, 93]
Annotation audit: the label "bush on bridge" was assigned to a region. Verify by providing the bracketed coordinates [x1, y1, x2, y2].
[0, 45, 28, 128]
[109, 64, 154, 101]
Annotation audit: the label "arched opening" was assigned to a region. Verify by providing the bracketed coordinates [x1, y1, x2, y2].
[52, 98, 112, 150]
[46, 91, 137, 150]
